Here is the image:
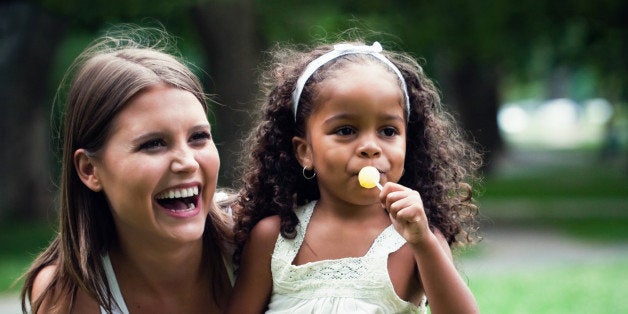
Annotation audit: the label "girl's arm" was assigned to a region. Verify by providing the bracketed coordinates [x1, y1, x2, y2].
[382, 183, 479, 314]
[226, 215, 280, 314]
[411, 229, 479, 313]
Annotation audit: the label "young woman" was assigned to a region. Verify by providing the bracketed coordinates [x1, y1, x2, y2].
[21, 28, 234, 313]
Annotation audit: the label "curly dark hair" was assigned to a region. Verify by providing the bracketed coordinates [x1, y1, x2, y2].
[233, 40, 482, 267]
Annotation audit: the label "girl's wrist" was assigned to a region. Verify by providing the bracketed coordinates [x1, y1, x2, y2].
[408, 230, 441, 253]
[408, 231, 446, 258]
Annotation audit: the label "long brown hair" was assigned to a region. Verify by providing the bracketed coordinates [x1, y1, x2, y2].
[21, 27, 233, 313]
[233, 39, 482, 267]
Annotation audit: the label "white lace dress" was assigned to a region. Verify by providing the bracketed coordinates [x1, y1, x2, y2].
[267, 201, 427, 313]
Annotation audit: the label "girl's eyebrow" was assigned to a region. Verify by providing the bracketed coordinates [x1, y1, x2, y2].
[322, 113, 354, 125]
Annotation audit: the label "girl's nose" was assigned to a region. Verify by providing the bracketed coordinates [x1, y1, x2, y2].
[358, 135, 382, 158]
[171, 146, 200, 173]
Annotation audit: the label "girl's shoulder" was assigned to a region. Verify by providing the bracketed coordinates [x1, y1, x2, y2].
[250, 215, 282, 242]
[239, 215, 281, 273]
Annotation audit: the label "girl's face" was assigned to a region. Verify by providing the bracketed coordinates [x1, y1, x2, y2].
[294, 63, 406, 205]
[83, 85, 219, 246]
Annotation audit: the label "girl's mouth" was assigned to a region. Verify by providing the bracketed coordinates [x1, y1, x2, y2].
[155, 186, 200, 212]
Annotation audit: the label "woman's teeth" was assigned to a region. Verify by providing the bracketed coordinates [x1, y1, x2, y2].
[156, 186, 199, 199]
[155, 186, 199, 211]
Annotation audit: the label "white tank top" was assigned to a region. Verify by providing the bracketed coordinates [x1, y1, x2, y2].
[100, 253, 128, 314]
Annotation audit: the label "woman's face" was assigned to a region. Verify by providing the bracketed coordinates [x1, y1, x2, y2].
[89, 84, 219, 246]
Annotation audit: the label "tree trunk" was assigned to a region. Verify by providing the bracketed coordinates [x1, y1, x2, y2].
[0, 2, 65, 220]
[190, 0, 262, 188]
[442, 58, 503, 173]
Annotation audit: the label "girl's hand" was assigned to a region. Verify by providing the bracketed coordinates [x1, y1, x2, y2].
[380, 182, 432, 245]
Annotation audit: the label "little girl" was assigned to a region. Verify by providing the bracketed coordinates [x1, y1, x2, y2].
[228, 40, 481, 313]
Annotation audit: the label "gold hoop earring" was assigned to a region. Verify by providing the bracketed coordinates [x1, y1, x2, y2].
[302, 166, 316, 180]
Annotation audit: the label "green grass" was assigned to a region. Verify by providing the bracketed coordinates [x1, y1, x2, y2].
[467, 260, 628, 313]
[461, 149, 628, 313]
[477, 199, 628, 243]
[478, 149, 628, 242]
[480, 156, 627, 199]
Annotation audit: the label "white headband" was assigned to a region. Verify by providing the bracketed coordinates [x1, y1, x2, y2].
[292, 41, 410, 121]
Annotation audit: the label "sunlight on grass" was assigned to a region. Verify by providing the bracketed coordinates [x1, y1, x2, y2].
[468, 260, 628, 313]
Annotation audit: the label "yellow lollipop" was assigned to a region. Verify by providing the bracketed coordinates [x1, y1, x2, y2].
[358, 166, 383, 190]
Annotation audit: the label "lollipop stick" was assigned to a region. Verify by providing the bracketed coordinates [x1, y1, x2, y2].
[375, 182, 383, 190]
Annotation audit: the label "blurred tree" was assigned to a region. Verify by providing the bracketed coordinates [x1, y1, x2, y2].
[0, 1, 65, 220]
[40, 0, 263, 188]
[255, 0, 627, 172]
[191, 0, 262, 187]
[2, 0, 625, 219]
[550, 1, 627, 104]
[0, 0, 262, 219]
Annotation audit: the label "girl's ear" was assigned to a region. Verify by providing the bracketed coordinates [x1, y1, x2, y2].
[292, 136, 312, 168]
[74, 149, 103, 192]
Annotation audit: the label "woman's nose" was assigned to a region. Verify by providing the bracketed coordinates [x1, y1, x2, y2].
[171, 146, 200, 173]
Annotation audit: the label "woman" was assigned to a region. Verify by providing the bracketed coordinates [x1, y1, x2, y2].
[20, 28, 234, 313]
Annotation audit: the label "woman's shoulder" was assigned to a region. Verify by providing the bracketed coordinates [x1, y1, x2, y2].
[31, 264, 57, 302]
[31, 264, 100, 313]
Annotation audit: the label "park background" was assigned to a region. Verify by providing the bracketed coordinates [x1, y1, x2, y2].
[1, 0, 627, 313]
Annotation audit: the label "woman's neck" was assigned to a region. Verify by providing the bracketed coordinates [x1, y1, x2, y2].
[109, 237, 206, 295]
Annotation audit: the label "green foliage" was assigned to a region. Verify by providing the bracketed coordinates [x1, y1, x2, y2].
[0, 222, 55, 293]
[39, 0, 193, 29]
[255, 0, 627, 103]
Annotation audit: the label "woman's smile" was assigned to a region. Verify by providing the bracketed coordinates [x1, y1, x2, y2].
[155, 183, 202, 217]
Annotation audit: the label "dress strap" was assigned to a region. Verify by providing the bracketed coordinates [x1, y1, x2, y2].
[102, 253, 129, 314]
[365, 225, 407, 257]
[272, 201, 316, 262]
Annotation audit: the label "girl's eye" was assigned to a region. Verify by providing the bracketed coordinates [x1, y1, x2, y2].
[381, 127, 398, 137]
[139, 139, 166, 151]
[189, 131, 211, 145]
[335, 126, 356, 136]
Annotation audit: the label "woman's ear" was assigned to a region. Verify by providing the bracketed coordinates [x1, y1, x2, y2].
[74, 149, 102, 192]
[292, 136, 312, 168]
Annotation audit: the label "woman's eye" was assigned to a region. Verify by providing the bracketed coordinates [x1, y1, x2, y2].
[139, 139, 166, 151]
[335, 126, 355, 136]
[381, 127, 398, 137]
[190, 131, 211, 145]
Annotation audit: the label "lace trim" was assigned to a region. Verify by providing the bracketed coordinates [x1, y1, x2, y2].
[271, 201, 425, 311]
